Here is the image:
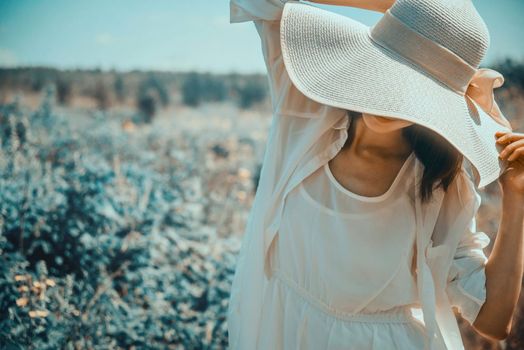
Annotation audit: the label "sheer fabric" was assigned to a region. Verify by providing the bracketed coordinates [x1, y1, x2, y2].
[227, 1, 490, 349]
[258, 151, 425, 348]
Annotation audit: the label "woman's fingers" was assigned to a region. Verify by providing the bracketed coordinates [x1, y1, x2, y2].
[499, 138, 524, 159]
[496, 131, 524, 145]
[507, 146, 524, 162]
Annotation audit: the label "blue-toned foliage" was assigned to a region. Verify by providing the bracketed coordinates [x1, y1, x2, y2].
[0, 86, 240, 349]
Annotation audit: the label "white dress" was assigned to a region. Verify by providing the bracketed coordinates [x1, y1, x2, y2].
[259, 151, 429, 349]
[228, 1, 491, 349]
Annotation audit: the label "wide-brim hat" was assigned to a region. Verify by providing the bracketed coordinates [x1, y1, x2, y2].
[280, 0, 514, 189]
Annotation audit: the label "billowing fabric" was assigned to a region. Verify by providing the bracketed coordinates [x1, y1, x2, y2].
[227, 1, 491, 349]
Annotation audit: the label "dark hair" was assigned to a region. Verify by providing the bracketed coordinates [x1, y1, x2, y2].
[344, 110, 464, 204]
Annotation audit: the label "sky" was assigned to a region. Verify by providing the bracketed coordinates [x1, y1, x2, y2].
[0, 0, 523, 74]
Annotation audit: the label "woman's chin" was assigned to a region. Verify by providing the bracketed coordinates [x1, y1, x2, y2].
[362, 113, 414, 132]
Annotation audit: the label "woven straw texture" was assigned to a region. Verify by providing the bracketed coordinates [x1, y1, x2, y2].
[390, 0, 490, 68]
[280, 0, 512, 188]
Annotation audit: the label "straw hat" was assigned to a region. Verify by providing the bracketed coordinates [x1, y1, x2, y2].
[280, 0, 514, 189]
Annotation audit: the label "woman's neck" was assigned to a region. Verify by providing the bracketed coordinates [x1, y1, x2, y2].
[347, 116, 413, 160]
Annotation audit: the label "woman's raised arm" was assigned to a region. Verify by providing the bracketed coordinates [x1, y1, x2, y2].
[307, 0, 395, 13]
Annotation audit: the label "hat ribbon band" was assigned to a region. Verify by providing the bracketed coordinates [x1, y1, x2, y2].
[369, 10, 512, 129]
[466, 68, 513, 129]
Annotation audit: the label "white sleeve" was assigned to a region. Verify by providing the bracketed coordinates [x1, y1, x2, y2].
[445, 170, 490, 326]
[230, 0, 332, 120]
[230, 0, 290, 23]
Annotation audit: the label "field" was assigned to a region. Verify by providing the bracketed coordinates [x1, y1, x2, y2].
[1, 65, 524, 349]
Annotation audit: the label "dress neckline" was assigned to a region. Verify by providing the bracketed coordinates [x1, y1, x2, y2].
[324, 151, 415, 203]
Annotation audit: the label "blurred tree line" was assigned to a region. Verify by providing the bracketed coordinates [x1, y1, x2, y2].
[1, 57, 523, 125]
[0, 67, 269, 122]
[491, 58, 524, 94]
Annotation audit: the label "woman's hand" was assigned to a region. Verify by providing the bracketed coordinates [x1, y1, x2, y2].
[472, 130, 524, 340]
[496, 130, 524, 198]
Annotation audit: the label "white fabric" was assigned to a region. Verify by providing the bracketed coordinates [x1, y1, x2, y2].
[257, 152, 426, 349]
[227, 1, 491, 349]
[270, 153, 419, 313]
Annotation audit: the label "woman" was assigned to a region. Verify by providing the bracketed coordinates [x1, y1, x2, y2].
[227, 0, 524, 349]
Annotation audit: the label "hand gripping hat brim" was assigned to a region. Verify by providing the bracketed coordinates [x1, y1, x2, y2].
[280, 0, 513, 188]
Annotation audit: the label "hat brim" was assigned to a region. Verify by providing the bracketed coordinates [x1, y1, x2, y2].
[280, 1, 512, 188]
